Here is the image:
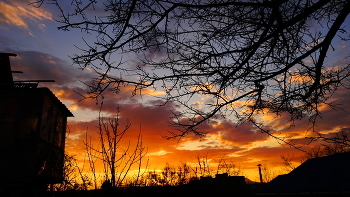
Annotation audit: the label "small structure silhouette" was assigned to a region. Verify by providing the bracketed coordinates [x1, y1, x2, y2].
[0, 53, 73, 195]
[188, 173, 246, 194]
[257, 164, 263, 184]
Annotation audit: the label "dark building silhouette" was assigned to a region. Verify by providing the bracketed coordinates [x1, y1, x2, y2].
[0, 53, 73, 192]
[257, 152, 350, 195]
[188, 173, 247, 195]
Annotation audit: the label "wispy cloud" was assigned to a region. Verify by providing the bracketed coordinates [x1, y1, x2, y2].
[0, 0, 51, 32]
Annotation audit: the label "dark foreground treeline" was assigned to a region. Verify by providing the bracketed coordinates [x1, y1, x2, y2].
[48, 184, 350, 197]
[48, 183, 260, 197]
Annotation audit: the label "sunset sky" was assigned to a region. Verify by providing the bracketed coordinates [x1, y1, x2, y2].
[1, 0, 350, 182]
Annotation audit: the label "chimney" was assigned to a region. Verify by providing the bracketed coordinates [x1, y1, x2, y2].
[0, 53, 17, 88]
[257, 164, 263, 184]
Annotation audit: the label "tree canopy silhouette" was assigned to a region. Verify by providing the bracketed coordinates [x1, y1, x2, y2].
[35, 0, 350, 139]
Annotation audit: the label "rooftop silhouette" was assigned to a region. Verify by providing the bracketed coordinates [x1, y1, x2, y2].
[258, 152, 350, 195]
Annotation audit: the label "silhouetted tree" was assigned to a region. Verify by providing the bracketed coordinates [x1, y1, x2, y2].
[280, 154, 298, 174]
[195, 153, 212, 178]
[216, 155, 244, 176]
[145, 162, 194, 186]
[84, 106, 148, 188]
[260, 163, 279, 183]
[52, 154, 92, 191]
[306, 129, 350, 152]
[52, 154, 78, 191]
[34, 0, 350, 139]
[304, 143, 350, 159]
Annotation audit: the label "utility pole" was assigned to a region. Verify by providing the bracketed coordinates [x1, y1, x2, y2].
[257, 164, 263, 184]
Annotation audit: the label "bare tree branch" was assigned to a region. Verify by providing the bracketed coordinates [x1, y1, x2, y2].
[34, 0, 350, 141]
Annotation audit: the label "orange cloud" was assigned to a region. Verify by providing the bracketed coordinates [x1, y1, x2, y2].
[0, 0, 52, 32]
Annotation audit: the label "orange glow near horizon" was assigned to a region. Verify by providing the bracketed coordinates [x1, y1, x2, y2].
[64, 115, 308, 184]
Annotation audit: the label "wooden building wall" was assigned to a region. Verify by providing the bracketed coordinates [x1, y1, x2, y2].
[0, 88, 73, 186]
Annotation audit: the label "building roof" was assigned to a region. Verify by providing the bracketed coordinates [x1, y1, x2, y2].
[40, 87, 74, 117]
[257, 151, 350, 194]
[1, 87, 73, 117]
